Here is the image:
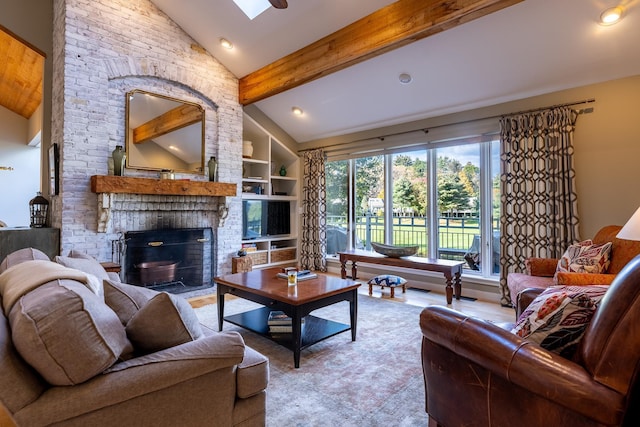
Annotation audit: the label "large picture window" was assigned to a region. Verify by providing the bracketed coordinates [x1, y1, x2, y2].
[325, 134, 500, 278]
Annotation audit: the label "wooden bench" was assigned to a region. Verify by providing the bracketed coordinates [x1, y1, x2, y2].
[338, 249, 464, 304]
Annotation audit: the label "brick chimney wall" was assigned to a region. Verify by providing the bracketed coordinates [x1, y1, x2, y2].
[51, 0, 242, 275]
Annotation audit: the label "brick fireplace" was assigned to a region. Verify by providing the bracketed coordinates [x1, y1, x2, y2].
[50, 0, 243, 275]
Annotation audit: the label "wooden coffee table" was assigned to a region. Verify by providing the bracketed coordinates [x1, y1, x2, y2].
[214, 268, 360, 368]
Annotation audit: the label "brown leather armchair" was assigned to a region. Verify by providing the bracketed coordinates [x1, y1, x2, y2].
[506, 225, 640, 306]
[420, 254, 640, 427]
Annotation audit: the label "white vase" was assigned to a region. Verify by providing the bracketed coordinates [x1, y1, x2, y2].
[243, 141, 254, 158]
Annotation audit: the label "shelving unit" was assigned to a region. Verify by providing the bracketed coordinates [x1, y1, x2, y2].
[242, 113, 300, 268]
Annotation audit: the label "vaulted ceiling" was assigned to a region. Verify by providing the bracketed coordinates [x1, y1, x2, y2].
[151, 0, 640, 143]
[0, 26, 44, 120]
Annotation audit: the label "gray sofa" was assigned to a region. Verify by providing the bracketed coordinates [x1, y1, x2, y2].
[0, 248, 268, 427]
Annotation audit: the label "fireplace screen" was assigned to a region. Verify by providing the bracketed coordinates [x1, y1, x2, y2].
[124, 228, 213, 294]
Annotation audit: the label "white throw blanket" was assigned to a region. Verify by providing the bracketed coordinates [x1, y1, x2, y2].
[0, 260, 100, 315]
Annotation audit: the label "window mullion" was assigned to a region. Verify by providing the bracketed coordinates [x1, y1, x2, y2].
[427, 149, 438, 258]
[348, 158, 356, 251]
[384, 155, 393, 244]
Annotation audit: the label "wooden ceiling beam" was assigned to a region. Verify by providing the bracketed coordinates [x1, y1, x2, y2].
[132, 104, 203, 144]
[239, 0, 522, 106]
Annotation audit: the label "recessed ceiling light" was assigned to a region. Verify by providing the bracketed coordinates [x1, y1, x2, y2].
[399, 73, 412, 84]
[220, 38, 233, 50]
[292, 106, 303, 116]
[600, 6, 624, 25]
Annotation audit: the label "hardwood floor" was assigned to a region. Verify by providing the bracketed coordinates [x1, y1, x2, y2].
[189, 280, 516, 323]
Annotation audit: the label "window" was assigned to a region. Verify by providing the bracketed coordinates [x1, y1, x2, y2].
[355, 155, 385, 250]
[325, 133, 500, 278]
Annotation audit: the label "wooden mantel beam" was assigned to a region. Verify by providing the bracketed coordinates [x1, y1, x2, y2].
[132, 104, 203, 144]
[239, 0, 522, 106]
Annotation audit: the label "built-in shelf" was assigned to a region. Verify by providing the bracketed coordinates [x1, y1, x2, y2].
[90, 175, 236, 197]
[242, 113, 300, 268]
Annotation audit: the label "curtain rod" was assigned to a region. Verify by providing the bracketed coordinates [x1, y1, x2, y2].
[499, 98, 595, 118]
[298, 98, 596, 154]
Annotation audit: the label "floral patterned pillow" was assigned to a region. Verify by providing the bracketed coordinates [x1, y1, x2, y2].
[556, 240, 613, 274]
[511, 285, 608, 358]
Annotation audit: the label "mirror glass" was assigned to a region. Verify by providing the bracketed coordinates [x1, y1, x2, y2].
[125, 89, 205, 174]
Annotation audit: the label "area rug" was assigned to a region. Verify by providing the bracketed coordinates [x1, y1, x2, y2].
[194, 296, 429, 426]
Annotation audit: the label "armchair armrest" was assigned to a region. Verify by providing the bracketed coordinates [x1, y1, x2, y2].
[105, 330, 245, 372]
[515, 287, 544, 317]
[554, 272, 616, 286]
[17, 332, 246, 425]
[420, 306, 624, 425]
[525, 257, 558, 276]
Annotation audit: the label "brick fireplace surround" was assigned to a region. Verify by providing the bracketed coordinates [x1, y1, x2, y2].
[50, 0, 243, 276]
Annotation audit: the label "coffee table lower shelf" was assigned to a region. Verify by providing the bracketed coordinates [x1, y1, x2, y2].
[224, 306, 351, 350]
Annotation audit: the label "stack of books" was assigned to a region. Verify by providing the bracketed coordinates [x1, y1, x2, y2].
[241, 243, 257, 252]
[267, 310, 304, 334]
[275, 269, 318, 281]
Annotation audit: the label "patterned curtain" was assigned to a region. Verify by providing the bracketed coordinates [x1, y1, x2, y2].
[499, 106, 580, 306]
[299, 149, 327, 272]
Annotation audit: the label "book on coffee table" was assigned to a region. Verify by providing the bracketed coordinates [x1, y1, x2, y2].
[269, 317, 305, 334]
[276, 270, 318, 281]
[267, 310, 292, 325]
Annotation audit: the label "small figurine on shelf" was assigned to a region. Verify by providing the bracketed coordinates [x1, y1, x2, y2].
[279, 165, 287, 176]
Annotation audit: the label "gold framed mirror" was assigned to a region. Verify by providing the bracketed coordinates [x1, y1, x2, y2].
[125, 89, 205, 174]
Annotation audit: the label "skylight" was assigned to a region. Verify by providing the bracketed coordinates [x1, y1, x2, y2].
[232, 0, 271, 20]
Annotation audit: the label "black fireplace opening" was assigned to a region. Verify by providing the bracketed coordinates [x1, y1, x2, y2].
[124, 228, 214, 294]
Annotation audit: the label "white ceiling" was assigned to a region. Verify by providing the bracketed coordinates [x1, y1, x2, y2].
[150, 0, 640, 143]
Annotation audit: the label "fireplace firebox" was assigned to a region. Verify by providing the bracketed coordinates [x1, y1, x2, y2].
[124, 228, 214, 294]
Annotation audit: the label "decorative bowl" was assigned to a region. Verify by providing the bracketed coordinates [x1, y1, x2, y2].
[371, 242, 419, 258]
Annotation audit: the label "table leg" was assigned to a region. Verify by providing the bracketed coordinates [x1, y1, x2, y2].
[351, 261, 358, 280]
[217, 287, 225, 331]
[292, 310, 302, 368]
[454, 268, 462, 301]
[350, 289, 358, 341]
[340, 258, 347, 279]
[444, 272, 453, 304]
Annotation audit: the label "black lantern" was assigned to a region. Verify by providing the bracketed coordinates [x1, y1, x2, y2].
[29, 192, 49, 228]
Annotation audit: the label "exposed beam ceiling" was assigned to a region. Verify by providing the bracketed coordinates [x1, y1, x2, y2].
[239, 0, 523, 106]
[0, 25, 44, 119]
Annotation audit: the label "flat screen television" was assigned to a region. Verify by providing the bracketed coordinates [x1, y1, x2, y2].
[242, 200, 291, 239]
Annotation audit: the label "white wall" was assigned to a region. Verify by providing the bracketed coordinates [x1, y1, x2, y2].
[0, 106, 40, 226]
[0, 0, 53, 197]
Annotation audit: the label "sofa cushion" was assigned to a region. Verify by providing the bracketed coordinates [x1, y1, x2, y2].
[103, 279, 157, 325]
[55, 253, 110, 298]
[511, 285, 608, 358]
[125, 292, 204, 354]
[556, 241, 613, 275]
[9, 280, 131, 386]
[0, 247, 49, 274]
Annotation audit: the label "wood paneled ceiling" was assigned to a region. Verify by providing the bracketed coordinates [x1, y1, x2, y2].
[0, 26, 44, 120]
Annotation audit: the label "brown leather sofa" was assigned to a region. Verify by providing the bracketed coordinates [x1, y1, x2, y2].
[506, 225, 640, 306]
[420, 254, 640, 427]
